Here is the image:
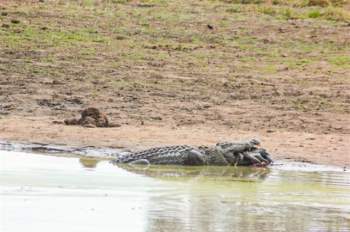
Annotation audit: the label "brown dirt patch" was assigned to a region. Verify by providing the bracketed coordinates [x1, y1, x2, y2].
[63, 107, 119, 128]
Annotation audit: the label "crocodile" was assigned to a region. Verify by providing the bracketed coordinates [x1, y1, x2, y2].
[111, 139, 273, 167]
[0, 139, 272, 167]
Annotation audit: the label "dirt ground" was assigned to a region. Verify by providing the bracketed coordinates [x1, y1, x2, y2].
[0, 0, 349, 167]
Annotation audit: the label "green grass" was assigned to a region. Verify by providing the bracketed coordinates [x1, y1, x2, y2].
[328, 56, 350, 68]
[308, 9, 322, 18]
[0, 25, 108, 49]
[224, 2, 350, 22]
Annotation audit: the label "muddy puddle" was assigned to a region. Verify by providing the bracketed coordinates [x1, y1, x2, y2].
[1, 150, 350, 232]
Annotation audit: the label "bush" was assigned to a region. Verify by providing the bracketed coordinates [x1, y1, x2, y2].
[308, 9, 322, 18]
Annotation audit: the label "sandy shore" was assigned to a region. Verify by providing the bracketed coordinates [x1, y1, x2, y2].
[0, 116, 349, 167]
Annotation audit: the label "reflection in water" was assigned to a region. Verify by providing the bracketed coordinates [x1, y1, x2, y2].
[115, 164, 350, 232]
[79, 158, 100, 168]
[144, 196, 350, 232]
[116, 164, 271, 182]
[116, 165, 270, 232]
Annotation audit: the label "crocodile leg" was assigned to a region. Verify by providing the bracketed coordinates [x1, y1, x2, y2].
[182, 149, 207, 165]
[234, 153, 244, 166]
[242, 152, 262, 165]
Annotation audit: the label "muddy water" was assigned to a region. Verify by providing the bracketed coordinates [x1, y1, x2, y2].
[1, 151, 349, 232]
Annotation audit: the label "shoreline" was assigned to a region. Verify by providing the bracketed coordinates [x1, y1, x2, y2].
[1, 116, 349, 168]
[1, 140, 348, 173]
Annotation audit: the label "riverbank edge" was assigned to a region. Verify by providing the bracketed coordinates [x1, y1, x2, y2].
[0, 117, 349, 168]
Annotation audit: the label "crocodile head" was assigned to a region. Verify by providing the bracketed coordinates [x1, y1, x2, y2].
[215, 138, 261, 152]
[213, 139, 272, 166]
[249, 138, 260, 146]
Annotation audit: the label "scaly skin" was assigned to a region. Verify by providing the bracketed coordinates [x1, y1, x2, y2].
[112, 139, 273, 167]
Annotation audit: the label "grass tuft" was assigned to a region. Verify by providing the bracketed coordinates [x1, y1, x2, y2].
[308, 9, 322, 18]
[328, 56, 350, 68]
